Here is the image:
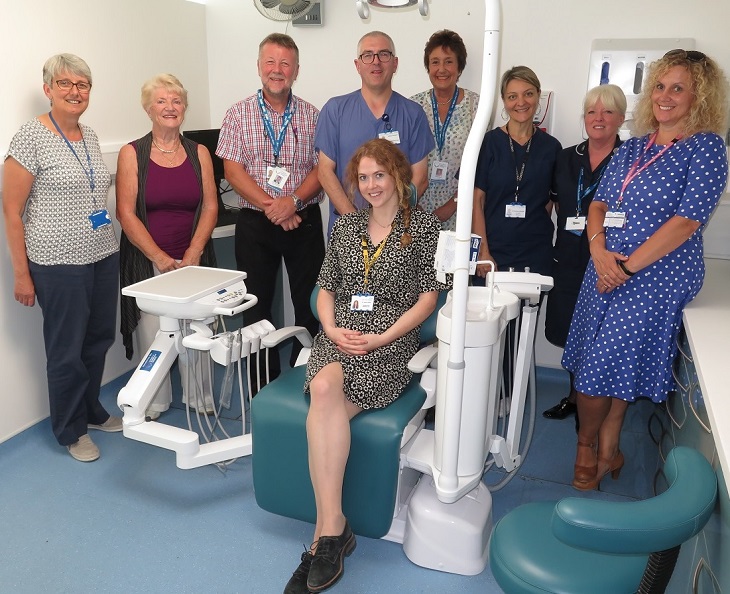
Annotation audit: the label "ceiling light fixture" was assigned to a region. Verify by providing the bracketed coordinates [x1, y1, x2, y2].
[356, 0, 428, 19]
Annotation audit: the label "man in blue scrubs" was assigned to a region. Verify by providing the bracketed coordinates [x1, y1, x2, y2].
[315, 31, 434, 235]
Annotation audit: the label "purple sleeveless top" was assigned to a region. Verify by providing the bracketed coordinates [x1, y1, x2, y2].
[145, 158, 200, 260]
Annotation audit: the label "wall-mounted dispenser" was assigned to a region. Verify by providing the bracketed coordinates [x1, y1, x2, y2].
[589, 38, 695, 137]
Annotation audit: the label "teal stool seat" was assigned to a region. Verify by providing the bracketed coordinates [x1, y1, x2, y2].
[491, 502, 648, 593]
[489, 447, 717, 593]
[251, 366, 426, 538]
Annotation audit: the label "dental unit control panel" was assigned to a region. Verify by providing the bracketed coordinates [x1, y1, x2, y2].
[118, 266, 261, 469]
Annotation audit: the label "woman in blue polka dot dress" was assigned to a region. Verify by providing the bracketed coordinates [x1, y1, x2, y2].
[562, 50, 728, 491]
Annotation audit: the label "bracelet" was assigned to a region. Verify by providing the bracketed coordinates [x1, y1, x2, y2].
[589, 230, 605, 243]
[618, 261, 635, 276]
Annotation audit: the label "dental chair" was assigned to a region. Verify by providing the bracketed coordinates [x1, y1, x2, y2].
[489, 446, 717, 594]
[250, 289, 446, 539]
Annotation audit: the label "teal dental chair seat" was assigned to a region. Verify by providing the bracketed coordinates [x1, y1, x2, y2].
[489, 446, 717, 593]
[250, 290, 444, 539]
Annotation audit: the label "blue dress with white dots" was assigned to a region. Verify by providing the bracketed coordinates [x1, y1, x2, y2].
[562, 132, 728, 402]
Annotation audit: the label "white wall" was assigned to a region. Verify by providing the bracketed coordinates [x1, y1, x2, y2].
[0, 0, 211, 443]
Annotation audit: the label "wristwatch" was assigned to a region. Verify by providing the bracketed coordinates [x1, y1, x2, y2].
[292, 193, 305, 210]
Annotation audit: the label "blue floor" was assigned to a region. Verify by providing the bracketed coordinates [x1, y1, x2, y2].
[0, 366, 660, 593]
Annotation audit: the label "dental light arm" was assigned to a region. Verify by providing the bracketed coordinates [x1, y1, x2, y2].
[438, 0, 501, 497]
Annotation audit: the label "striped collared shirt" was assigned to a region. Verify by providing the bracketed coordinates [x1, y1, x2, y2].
[216, 92, 322, 211]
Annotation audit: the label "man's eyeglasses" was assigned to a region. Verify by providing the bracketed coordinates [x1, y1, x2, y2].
[55, 79, 92, 93]
[358, 50, 394, 64]
[664, 49, 707, 64]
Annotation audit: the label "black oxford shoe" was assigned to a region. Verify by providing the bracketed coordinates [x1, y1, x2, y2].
[284, 550, 313, 594]
[542, 397, 577, 420]
[307, 521, 356, 592]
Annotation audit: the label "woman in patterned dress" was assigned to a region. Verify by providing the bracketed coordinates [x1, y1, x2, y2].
[563, 50, 728, 491]
[284, 139, 446, 594]
[410, 30, 478, 231]
[3, 54, 121, 462]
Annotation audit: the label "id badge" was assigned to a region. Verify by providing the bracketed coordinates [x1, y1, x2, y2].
[430, 160, 448, 181]
[89, 209, 111, 230]
[566, 216, 586, 231]
[505, 202, 526, 218]
[351, 294, 374, 312]
[604, 211, 627, 228]
[267, 166, 290, 190]
[378, 130, 401, 144]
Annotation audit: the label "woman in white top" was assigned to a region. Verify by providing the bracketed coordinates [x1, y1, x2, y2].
[3, 53, 121, 463]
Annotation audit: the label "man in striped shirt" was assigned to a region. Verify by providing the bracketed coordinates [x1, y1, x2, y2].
[216, 33, 325, 385]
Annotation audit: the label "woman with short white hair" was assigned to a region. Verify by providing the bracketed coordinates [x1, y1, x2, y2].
[3, 53, 121, 462]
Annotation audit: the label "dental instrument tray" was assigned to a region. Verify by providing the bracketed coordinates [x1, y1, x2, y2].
[122, 266, 250, 319]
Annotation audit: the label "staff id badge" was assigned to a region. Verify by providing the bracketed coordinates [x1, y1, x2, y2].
[604, 211, 627, 228]
[351, 294, 374, 312]
[505, 202, 526, 218]
[89, 209, 111, 230]
[430, 160, 448, 181]
[566, 216, 586, 232]
[266, 166, 290, 190]
[378, 130, 401, 144]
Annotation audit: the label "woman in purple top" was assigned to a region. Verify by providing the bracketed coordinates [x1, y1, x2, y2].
[117, 74, 218, 418]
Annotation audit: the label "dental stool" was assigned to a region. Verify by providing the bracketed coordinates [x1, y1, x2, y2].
[488, 446, 717, 593]
[250, 291, 444, 539]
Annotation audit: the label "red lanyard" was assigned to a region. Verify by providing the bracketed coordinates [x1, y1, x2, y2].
[616, 132, 679, 209]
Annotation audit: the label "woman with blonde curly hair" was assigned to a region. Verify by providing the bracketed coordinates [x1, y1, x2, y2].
[562, 50, 728, 491]
[283, 138, 447, 593]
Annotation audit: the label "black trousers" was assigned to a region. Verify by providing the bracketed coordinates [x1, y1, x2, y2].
[30, 253, 119, 445]
[235, 205, 325, 384]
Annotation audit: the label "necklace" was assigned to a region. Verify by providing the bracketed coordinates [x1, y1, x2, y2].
[434, 87, 459, 105]
[506, 123, 534, 143]
[153, 139, 180, 167]
[370, 212, 396, 229]
[152, 138, 180, 154]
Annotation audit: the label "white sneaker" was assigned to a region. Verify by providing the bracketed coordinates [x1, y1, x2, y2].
[67, 434, 100, 462]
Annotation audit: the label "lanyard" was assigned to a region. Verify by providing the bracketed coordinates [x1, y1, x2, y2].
[575, 164, 606, 216]
[430, 86, 459, 157]
[361, 231, 391, 287]
[48, 111, 96, 194]
[257, 90, 295, 166]
[616, 132, 678, 209]
[507, 129, 533, 202]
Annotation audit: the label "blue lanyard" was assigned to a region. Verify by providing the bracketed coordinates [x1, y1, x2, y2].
[575, 164, 606, 216]
[257, 90, 295, 166]
[48, 111, 96, 193]
[430, 86, 459, 157]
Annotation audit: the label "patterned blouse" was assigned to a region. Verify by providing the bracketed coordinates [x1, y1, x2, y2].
[6, 118, 116, 265]
[410, 88, 479, 231]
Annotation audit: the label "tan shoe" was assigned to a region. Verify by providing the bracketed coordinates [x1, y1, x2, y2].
[67, 434, 100, 462]
[88, 416, 123, 432]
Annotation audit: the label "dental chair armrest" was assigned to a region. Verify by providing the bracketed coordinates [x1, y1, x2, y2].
[408, 345, 438, 374]
[261, 326, 313, 349]
[552, 447, 717, 555]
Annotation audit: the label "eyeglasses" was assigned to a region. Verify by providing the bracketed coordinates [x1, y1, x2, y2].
[664, 49, 707, 64]
[358, 50, 394, 64]
[55, 79, 92, 93]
